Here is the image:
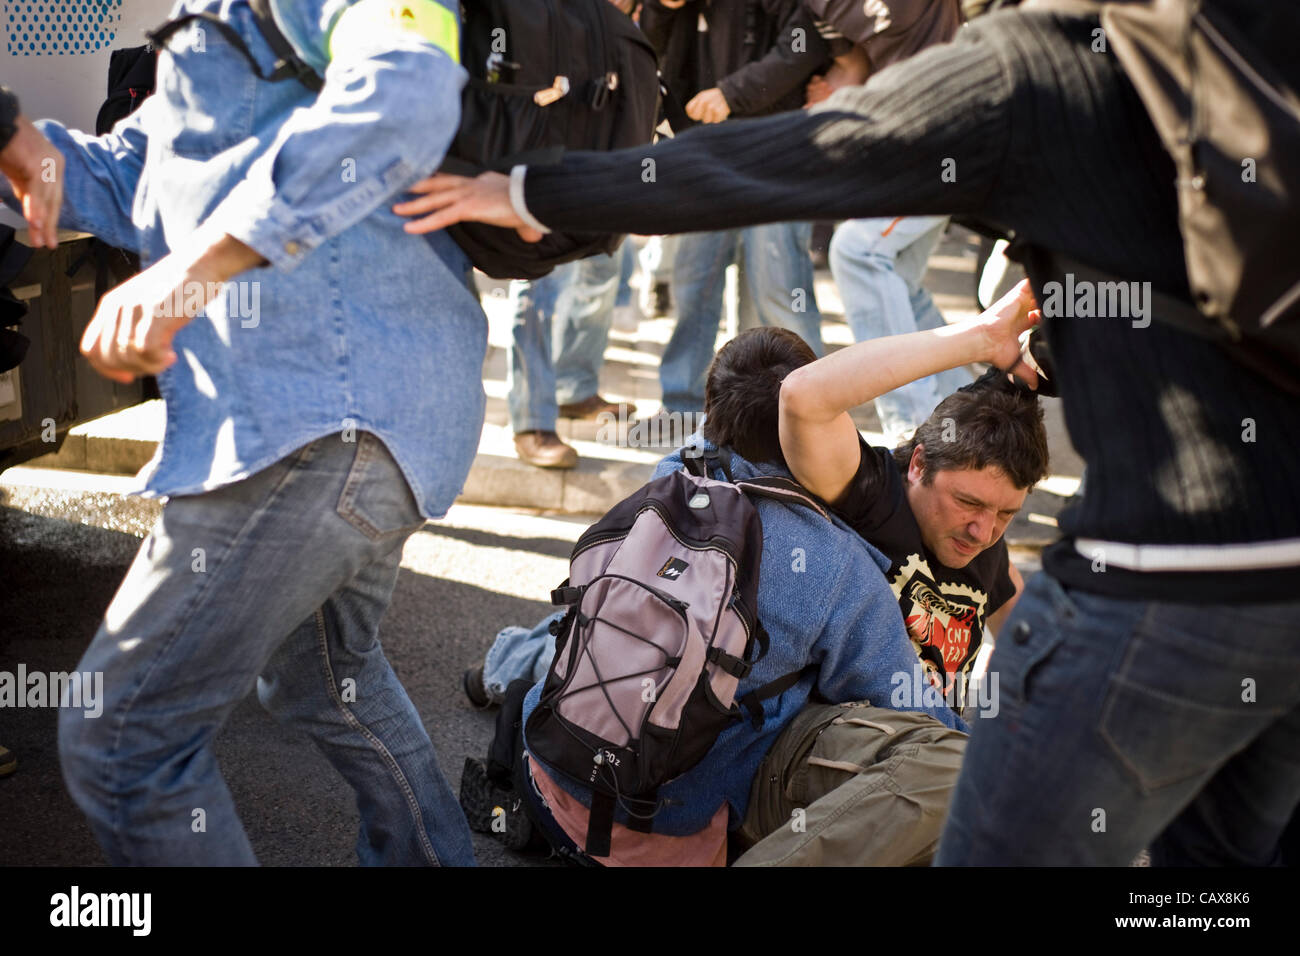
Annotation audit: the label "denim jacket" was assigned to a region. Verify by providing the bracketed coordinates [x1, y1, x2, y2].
[523, 438, 967, 836]
[34, 0, 487, 517]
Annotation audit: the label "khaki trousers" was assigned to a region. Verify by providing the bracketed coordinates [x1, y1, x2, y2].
[733, 702, 968, 866]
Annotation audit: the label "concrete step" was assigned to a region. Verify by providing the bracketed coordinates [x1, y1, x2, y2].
[11, 228, 1082, 548]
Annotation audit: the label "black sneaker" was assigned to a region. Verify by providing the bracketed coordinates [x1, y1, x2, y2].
[462, 666, 493, 709]
[459, 757, 538, 851]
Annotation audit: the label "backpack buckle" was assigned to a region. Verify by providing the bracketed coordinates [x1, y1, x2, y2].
[551, 585, 585, 606]
[707, 646, 753, 680]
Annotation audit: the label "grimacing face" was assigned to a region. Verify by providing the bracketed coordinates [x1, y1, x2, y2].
[903, 444, 1028, 569]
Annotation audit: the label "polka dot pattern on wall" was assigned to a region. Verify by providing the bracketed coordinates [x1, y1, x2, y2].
[5, 1, 123, 56]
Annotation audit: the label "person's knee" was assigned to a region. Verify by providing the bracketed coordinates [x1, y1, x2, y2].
[828, 221, 876, 275]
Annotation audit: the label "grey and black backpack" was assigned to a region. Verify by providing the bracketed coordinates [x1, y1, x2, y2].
[524, 450, 827, 858]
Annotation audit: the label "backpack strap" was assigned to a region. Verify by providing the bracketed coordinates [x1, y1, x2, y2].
[148, 0, 323, 92]
[735, 665, 817, 730]
[586, 790, 616, 858]
[734, 476, 832, 521]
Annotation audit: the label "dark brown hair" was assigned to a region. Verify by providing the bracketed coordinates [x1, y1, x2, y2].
[702, 327, 817, 466]
[891, 376, 1050, 489]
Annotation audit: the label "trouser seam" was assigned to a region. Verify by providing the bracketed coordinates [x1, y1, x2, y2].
[310, 607, 443, 866]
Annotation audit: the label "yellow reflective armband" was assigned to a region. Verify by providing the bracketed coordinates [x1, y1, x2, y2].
[328, 0, 460, 64]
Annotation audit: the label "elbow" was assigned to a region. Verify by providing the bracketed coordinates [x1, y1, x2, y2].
[780, 364, 827, 423]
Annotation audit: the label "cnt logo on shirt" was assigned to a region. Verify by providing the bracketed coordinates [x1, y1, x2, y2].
[888, 553, 990, 684]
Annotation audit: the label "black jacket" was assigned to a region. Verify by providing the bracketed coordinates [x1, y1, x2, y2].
[640, 0, 830, 117]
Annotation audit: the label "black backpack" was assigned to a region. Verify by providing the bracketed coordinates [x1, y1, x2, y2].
[76, 45, 158, 304]
[94, 45, 158, 137]
[149, 0, 661, 280]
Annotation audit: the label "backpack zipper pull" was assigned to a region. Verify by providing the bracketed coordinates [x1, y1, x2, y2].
[534, 75, 570, 106]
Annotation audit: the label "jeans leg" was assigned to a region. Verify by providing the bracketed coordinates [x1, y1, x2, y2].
[57, 433, 469, 866]
[934, 573, 1300, 866]
[508, 268, 570, 433]
[662, 230, 735, 414]
[256, 524, 476, 866]
[614, 239, 637, 310]
[553, 254, 618, 405]
[482, 611, 563, 703]
[1148, 699, 1300, 866]
[740, 221, 824, 357]
[831, 216, 952, 440]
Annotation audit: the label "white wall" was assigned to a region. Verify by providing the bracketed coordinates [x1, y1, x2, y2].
[2, 0, 178, 228]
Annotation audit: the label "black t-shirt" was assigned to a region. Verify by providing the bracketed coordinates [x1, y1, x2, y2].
[833, 441, 1016, 688]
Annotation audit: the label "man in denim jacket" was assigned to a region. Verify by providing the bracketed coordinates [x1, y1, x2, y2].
[26, 0, 483, 865]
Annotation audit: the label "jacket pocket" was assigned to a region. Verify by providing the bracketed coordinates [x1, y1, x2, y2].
[154, 11, 265, 158]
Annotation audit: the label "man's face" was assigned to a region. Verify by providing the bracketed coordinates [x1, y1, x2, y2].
[904, 445, 1028, 569]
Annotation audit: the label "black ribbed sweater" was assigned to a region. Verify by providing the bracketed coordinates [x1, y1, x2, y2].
[524, 7, 1300, 601]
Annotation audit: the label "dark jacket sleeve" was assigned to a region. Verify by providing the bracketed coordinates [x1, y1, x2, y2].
[526, 21, 1012, 235]
[717, 0, 831, 116]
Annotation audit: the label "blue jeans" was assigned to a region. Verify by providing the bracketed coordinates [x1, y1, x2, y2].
[662, 223, 824, 414]
[58, 433, 477, 866]
[554, 252, 621, 406]
[508, 251, 623, 430]
[935, 572, 1300, 866]
[830, 216, 971, 443]
[482, 612, 563, 704]
[614, 238, 637, 311]
[508, 266, 570, 433]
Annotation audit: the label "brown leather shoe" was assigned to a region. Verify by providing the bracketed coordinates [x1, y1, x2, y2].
[513, 430, 578, 469]
[558, 394, 637, 421]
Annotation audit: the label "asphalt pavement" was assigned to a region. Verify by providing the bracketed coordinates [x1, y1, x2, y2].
[0, 491, 590, 867]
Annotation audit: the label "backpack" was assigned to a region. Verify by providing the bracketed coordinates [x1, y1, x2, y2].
[523, 450, 826, 858]
[147, 0, 661, 281]
[1024, 0, 1300, 393]
[74, 45, 158, 305]
[95, 45, 158, 136]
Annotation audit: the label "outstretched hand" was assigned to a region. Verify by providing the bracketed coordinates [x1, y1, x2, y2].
[0, 115, 64, 249]
[393, 172, 543, 242]
[976, 278, 1042, 389]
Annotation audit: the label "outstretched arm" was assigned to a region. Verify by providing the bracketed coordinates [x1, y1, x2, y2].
[779, 281, 1039, 506]
[395, 20, 1013, 237]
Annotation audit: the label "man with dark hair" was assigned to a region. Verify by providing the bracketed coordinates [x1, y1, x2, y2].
[693, 326, 814, 468]
[472, 282, 1044, 709]
[780, 280, 1049, 692]
[464, 321, 993, 866]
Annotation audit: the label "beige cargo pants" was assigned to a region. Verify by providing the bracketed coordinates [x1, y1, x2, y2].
[732, 701, 968, 866]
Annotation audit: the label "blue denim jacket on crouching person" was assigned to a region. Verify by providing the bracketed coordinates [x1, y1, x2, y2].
[522, 437, 968, 838]
[26, 0, 487, 517]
